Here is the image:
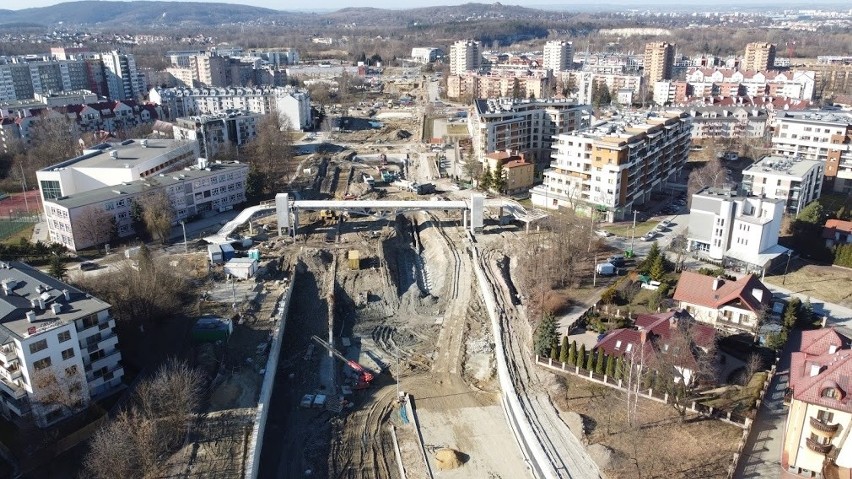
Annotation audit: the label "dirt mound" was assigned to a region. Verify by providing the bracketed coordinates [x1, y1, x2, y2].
[434, 448, 466, 470]
[588, 443, 614, 470]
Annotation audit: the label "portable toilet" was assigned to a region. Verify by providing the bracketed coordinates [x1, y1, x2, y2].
[247, 249, 261, 261]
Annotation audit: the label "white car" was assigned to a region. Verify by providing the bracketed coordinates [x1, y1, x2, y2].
[642, 232, 657, 241]
[594, 229, 612, 238]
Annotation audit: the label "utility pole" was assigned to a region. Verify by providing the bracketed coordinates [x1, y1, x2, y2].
[19, 164, 30, 216]
[593, 254, 598, 287]
[180, 221, 188, 254]
[629, 210, 638, 256]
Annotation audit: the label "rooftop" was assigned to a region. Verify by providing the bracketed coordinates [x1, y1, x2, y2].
[46, 161, 247, 210]
[777, 111, 852, 125]
[789, 329, 852, 413]
[473, 97, 584, 116]
[0, 261, 110, 341]
[673, 271, 772, 314]
[744, 156, 824, 179]
[39, 138, 195, 173]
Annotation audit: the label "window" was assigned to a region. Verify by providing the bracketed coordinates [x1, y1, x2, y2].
[66, 365, 78, 376]
[61, 348, 75, 360]
[81, 314, 98, 329]
[33, 357, 52, 371]
[817, 410, 835, 423]
[57, 331, 71, 343]
[625, 343, 633, 353]
[29, 339, 48, 354]
[40, 180, 62, 200]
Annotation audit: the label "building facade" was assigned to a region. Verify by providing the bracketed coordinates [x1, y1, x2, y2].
[667, 106, 768, 140]
[446, 70, 552, 101]
[0, 261, 123, 427]
[172, 111, 259, 158]
[673, 271, 772, 335]
[643, 42, 675, 83]
[449, 40, 482, 75]
[743, 43, 776, 72]
[741, 156, 824, 215]
[101, 51, 144, 101]
[530, 112, 691, 222]
[686, 187, 787, 273]
[411, 48, 440, 64]
[468, 98, 592, 179]
[542, 41, 573, 72]
[771, 112, 852, 194]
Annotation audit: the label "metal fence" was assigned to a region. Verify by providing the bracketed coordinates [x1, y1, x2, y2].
[0, 215, 39, 241]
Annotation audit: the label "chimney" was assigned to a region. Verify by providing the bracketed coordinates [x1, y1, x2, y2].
[25, 311, 36, 323]
[38, 298, 45, 310]
[712, 277, 724, 291]
[63, 289, 70, 301]
[639, 329, 647, 344]
[829, 344, 838, 354]
[752, 288, 764, 303]
[810, 364, 822, 377]
[30, 299, 39, 309]
[51, 303, 62, 314]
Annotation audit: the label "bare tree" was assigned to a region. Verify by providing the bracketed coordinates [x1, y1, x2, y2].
[74, 206, 115, 252]
[30, 365, 87, 422]
[687, 157, 730, 200]
[23, 113, 81, 181]
[652, 320, 718, 421]
[244, 112, 296, 195]
[137, 190, 174, 243]
[135, 359, 205, 448]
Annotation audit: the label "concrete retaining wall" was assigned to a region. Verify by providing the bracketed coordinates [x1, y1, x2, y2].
[244, 279, 296, 479]
[469, 245, 556, 479]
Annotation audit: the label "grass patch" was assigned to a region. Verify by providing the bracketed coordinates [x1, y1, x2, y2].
[446, 123, 469, 138]
[603, 220, 657, 238]
[817, 193, 852, 217]
[0, 222, 34, 244]
[765, 263, 852, 307]
[423, 117, 434, 142]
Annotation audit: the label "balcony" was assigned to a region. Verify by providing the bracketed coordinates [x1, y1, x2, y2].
[0, 345, 17, 363]
[806, 437, 833, 454]
[810, 417, 840, 436]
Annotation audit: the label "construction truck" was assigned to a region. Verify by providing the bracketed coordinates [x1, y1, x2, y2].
[311, 335, 374, 389]
[319, 209, 338, 222]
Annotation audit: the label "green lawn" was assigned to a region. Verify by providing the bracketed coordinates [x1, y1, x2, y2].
[0, 221, 34, 244]
[818, 193, 852, 217]
[603, 220, 657, 238]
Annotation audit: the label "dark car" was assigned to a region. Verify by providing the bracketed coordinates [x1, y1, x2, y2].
[79, 261, 98, 271]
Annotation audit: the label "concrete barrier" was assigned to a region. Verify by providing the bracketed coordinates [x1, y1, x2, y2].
[244, 279, 295, 479]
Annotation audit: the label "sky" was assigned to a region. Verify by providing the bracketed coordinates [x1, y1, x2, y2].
[6, 0, 852, 11]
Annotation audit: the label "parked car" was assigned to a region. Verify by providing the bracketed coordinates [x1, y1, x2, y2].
[79, 261, 98, 271]
[642, 232, 657, 241]
[594, 229, 613, 238]
[661, 219, 672, 227]
[595, 263, 616, 276]
[608, 255, 626, 267]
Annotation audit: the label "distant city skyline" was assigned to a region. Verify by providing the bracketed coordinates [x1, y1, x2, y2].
[6, 0, 852, 12]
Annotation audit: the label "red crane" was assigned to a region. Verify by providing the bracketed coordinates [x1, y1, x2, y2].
[311, 335, 374, 389]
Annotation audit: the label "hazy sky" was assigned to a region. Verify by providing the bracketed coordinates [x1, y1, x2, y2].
[6, 0, 851, 11]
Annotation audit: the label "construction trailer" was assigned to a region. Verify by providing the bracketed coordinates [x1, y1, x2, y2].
[224, 257, 258, 280]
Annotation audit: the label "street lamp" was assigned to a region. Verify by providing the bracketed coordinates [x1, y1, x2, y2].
[782, 250, 793, 286]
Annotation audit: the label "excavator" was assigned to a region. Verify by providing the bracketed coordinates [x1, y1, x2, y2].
[311, 335, 375, 390]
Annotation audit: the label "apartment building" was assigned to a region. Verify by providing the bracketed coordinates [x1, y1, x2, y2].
[449, 40, 482, 75]
[530, 112, 691, 222]
[446, 70, 552, 101]
[37, 139, 249, 250]
[741, 156, 824, 215]
[468, 98, 592, 178]
[771, 111, 852, 194]
[643, 42, 675, 83]
[0, 59, 106, 102]
[668, 106, 768, 140]
[148, 86, 312, 130]
[0, 261, 123, 427]
[782, 328, 852, 478]
[561, 71, 643, 106]
[101, 51, 144, 101]
[673, 271, 772, 335]
[686, 187, 787, 274]
[542, 41, 573, 72]
[172, 111, 259, 158]
[742, 43, 776, 72]
[683, 68, 816, 101]
[411, 48, 441, 64]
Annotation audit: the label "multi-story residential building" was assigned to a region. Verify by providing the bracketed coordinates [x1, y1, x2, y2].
[411, 48, 441, 64]
[530, 112, 691, 222]
[742, 42, 776, 73]
[449, 40, 482, 75]
[771, 111, 852, 194]
[683, 68, 816, 101]
[643, 42, 675, 83]
[0, 59, 106, 102]
[37, 139, 249, 250]
[172, 111, 259, 158]
[741, 156, 824, 215]
[667, 106, 768, 140]
[446, 70, 552, 101]
[576, 52, 643, 76]
[562, 71, 643, 106]
[686, 187, 787, 274]
[0, 261, 123, 427]
[148, 86, 312, 130]
[542, 41, 573, 72]
[672, 271, 772, 335]
[468, 98, 592, 179]
[782, 328, 852, 477]
[165, 66, 196, 88]
[482, 151, 535, 195]
[100, 51, 144, 101]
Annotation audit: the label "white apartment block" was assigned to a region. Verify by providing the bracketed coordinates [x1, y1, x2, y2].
[101, 51, 144, 101]
[449, 40, 482, 75]
[771, 111, 852, 194]
[447, 70, 552, 101]
[0, 261, 123, 428]
[411, 48, 440, 64]
[741, 156, 824, 215]
[530, 112, 692, 222]
[172, 111, 259, 158]
[685, 68, 816, 101]
[687, 187, 787, 274]
[149, 86, 312, 130]
[668, 106, 768, 140]
[542, 41, 573, 72]
[559, 71, 643, 106]
[468, 98, 592, 179]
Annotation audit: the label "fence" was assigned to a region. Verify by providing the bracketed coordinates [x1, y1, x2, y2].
[534, 356, 753, 429]
[0, 215, 39, 241]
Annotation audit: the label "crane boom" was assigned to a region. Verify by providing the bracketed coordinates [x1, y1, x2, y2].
[310, 335, 375, 387]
